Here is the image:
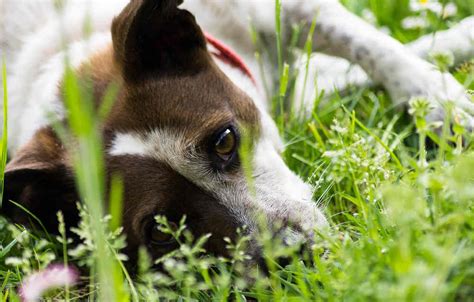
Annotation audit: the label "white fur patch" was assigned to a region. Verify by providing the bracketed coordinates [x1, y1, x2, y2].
[109, 133, 148, 157]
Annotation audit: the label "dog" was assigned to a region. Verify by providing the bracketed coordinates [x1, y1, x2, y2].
[0, 0, 472, 264]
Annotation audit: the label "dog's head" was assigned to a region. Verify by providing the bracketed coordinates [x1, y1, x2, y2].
[2, 0, 327, 264]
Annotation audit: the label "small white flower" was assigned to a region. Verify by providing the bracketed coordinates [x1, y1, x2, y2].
[409, 96, 433, 118]
[5, 257, 24, 267]
[331, 120, 348, 134]
[163, 258, 177, 270]
[442, 3, 457, 18]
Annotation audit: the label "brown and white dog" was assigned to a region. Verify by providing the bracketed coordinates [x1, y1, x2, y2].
[0, 0, 473, 263]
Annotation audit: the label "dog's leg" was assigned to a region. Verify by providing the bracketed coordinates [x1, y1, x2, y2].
[284, 0, 474, 126]
[408, 16, 474, 66]
[294, 15, 474, 113]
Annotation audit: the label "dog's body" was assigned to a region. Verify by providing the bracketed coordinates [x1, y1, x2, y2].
[1, 0, 473, 263]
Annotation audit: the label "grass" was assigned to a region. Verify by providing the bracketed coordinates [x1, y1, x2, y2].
[1, 0, 474, 301]
[0, 59, 8, 208]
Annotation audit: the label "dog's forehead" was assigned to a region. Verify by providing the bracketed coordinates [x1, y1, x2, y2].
[106, 63, 261, 137]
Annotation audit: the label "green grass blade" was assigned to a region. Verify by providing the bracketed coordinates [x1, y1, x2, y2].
[0, 236, 21, 259]
[62, 65, 124, 301]
[0, 59, 9, 208]
[274, 0, 283, 77]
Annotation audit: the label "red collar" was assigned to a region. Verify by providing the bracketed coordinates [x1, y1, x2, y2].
[205, 33, 257, 85]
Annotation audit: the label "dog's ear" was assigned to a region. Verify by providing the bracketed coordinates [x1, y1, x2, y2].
[112, 0, 210, 82]
[1, 129, 79, 232]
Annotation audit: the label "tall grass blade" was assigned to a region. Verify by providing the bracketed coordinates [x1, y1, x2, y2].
[62, 65, 126, 301]
[274, 0, 283, 77]
[298, 17, 317, 114]
[0, 59, 8, 207]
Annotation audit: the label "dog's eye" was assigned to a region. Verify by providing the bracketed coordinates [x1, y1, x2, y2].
[149, 222, 177, 246]
[214, 127, 237, 161]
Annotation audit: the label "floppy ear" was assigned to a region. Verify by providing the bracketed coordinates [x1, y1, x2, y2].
[112, 0, 210, 82]
[1, 129, 79, 232]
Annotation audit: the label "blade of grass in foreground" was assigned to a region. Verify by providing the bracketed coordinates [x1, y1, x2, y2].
[274, 0, 283, 78]
[62, 65, 132, 302]
[278, 63, 290, 133]
[0, 58, 8, 207]
[298, 16, 317, 116]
